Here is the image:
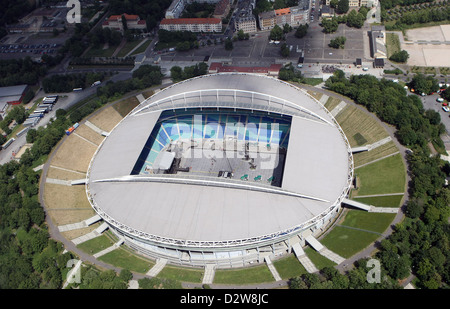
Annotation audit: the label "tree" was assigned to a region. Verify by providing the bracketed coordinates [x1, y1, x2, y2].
[346, 9, 365, 28]
[225, 38, 233, 50]
[336, 0, 349, 14]
[389, 50, 409, 63]
[409, 74, 439, 95]
[295, 24, 309, 38]
[329, 36, 346, 49]
[280, 43, 290, 57]
[321, 18, 339, 33]
[269, 24, 284, 41]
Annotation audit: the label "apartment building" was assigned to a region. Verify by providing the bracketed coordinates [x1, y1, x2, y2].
[159, 18, 222, 32]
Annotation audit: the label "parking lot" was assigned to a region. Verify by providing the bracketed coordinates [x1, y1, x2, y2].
[0, 42, 62, 57]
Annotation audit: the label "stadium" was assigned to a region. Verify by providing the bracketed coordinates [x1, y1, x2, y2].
[85, 73, 354, 268]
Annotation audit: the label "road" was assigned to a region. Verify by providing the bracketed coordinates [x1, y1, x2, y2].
[0, 71, 132, 166]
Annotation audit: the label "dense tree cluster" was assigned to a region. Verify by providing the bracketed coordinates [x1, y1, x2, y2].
[278, 64, 305, 83]
[0, 105, 27, 143]
[69, 267, 133, 289]
[42, 72, 106, 93]
[389, 50, 410, 63]
[269, 25, 284, 41]
[0, 58, 47, 87]
[329, 36, 346, 49]
[408, 73, 439, 95]
[321, 6, 368, 33]
[382, 1, 450, 29]
[381, 0, 436, 10]
[290, 262, 401, 289]
[0, 63, 166, 288]
[322, 71, 450, 288]
[0, 109, 76, 288]
[295, 24, 309, 38]
[280, 43, 290, 57]
[0, 0, 35, 40]
[170, 62, 208, 82]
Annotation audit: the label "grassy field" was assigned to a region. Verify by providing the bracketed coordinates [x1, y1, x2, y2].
[305, 90, 323, 101]
[339, 210, 396, 234]
[316, 210, 396, 258]
[353, 194, 403, 208]
[335, 104, 389, 148]
[321, 225, 381, 258]
[50, 134, 98, 173]
[353, 153, 406, 196]
[386, 32, 401, 58]
[157, 265, 204, 283]
[304, 247, 336, 269]
[352, 140, 399, 167]
[77, 234, 115, 255]
[130, 40, 152, 56]
[214, 264, 275, 284]
[88, 105, 124, 132]
[98, 248, 154, 273]
[273, 255, 307, 279]
[113, 96, 140, 117]
[83, 44, 119, 58]
[324, 96, 342, 112]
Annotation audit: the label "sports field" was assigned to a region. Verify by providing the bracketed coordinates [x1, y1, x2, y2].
[402, 25, 450, 67]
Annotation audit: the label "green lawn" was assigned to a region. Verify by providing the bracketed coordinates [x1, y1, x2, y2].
[353, 153, 406, 196]
[386, 32, 401, 58]
[273, 255, 307, 280]
[83, 44, 118, 58]
[339, 210, 396, 234]
[130, 40, 152, 56]
[320, 226, 381, 258]
[214, 264, 275, 284]
[116, 39, 145, 58]
[98, 248, 153, 273]
[353, 194, 403, 208]
[77, 234, 115, 254]
[304, 247, 336, 270]
[157, 265, 204, 283]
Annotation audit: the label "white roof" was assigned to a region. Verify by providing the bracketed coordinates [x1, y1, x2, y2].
[87, 73, 353, 248]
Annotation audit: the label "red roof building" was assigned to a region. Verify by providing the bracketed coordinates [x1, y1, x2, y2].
[102, 13, 146, 32]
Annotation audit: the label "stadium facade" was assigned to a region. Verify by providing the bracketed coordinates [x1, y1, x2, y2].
[86, 73, 354, 268]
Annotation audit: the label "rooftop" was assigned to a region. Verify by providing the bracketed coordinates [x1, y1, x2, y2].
[87, 74, 353, 247]
[160, 18, 222, 25]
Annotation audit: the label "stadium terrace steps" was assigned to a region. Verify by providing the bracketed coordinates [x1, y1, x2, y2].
[93, 237, 125, 258]
[264, 256, 282, 281]
[85, 120, 110, 137]
[319, 94, 329, 105]
[292, 243, 318, 273]
[146, 258, 168, 278]
[58, 214, 101, 232]
[202, 264, 216, 285]
[136, 94, 146, 103]
[46, 178, 72, 186]
[305, 235, 346, 265]
[330, 101, 347, 117]
[71, 222, 108, 245]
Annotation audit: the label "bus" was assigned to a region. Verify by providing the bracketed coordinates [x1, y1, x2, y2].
[2, 138, 15, 150]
